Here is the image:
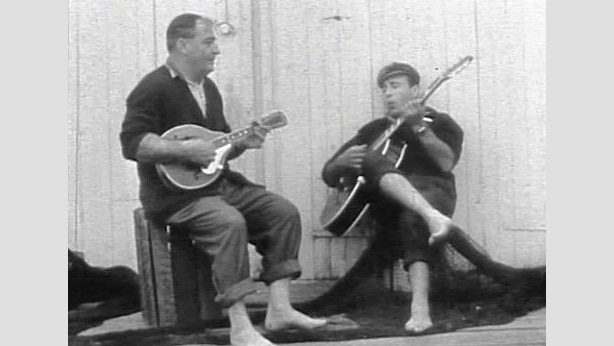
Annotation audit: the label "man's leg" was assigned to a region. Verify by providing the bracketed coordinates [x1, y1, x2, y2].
[405, 261, 433, 333]
[379, 173, 453, 245]
[166, 196, 273, 346]
[221, 182, 327, 331]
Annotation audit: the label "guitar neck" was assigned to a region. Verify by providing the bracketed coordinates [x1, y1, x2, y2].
[369, 78, 445, 150]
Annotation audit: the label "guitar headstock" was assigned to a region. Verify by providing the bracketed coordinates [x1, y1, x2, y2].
[427, 55, 474, 90]
[260, 110, 288, 130]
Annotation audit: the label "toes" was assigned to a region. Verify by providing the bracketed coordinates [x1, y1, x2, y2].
[405, 319, 433, 334]
[265, 317, 327, 332]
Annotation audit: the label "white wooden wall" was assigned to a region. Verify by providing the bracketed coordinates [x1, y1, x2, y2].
[68, 0, 546, 278]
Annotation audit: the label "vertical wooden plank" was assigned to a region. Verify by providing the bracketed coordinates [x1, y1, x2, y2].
[76, 0, 114, 266]
[68, 0, 79, 250]
[335, 0, 376, 141]
[473, 0, 512, 264]
[305, 0, 335, 240]
[215, 0, 257, 180]
[111, 201, 142, 270]
[509, 0, 546, 232]
[268, 0, 316, 278]
[133, 209, 157, 325]
[147, 218, 176, 326]
[257, 0, 280, 192]
[308, 0, 357, 277]
[441, 0, 485, 253]
[522, 0, 546, 232]
[105, 0, 141, 269]
[244, 0, 267, 185]
[330, 237, 347, 278]
[313, 237, 332, 280]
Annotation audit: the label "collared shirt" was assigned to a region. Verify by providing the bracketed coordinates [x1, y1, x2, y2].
[165, 61, 207, 117]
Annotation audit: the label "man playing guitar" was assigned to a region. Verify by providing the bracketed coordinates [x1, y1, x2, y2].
[321, 62, 464, 333]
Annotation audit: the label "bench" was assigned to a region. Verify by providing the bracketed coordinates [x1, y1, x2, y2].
[133, 208, 224, 327]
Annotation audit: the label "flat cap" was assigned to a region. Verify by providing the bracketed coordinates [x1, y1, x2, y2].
[377, 62, 420, 88]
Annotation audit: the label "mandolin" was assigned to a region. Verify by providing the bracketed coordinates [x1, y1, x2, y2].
[156, 110, 288, 190]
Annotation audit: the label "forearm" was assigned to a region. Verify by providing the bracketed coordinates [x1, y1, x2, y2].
[417, 128, 456, 172]
[322, 161, 351, 187]
[135, 133, 193, 164]
[322, 136, 363, 187]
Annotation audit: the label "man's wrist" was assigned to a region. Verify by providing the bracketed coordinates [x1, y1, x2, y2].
[414, 124, 428, 136]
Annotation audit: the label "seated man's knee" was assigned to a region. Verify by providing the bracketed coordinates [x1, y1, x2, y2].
[362, 151, 398, 181]
[218, 210, 247, 232]
[280, 199, 300, 219]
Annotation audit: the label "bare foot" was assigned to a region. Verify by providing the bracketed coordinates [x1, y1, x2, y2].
[404, 313, 433, 334]
[265, 308, 327, 332]
[426, 213, 454, 246]
[230, 327, 275, 346]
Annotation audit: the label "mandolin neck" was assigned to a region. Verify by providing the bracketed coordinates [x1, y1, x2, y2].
[211, 126, 255, 148]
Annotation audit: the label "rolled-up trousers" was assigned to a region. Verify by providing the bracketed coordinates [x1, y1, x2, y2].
[165, 178, 302, 308]
[361, 151, 457, 270]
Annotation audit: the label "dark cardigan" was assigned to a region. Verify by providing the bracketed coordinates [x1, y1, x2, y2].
[120, 66, 251, 221]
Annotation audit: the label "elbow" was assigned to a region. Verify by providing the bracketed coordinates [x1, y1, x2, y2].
[321, 163, 339, 187]
[438, 157, 456, 173]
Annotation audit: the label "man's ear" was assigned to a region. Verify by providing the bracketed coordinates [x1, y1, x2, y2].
[176, 38, 189, 54]
[410, 84, 421, 98]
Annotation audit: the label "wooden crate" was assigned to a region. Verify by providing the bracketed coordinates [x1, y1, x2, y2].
[133, 208, 224, 327]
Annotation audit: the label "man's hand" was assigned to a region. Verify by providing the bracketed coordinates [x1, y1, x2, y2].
[333, 145, 368, 172]
[236, 124, 271, 150]
[181, 139, 216, 166]
[400, 99, 427, 128]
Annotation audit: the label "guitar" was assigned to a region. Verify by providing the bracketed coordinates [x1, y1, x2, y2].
[320, 56, 474, 236]
[155, 110, 288, 191]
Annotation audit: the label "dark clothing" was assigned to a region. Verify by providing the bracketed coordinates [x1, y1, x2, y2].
[166, 179, 302, 307]
[120, 65, 303, 306]
[120, 66, 253, 221]
[322, 109, 463, 268]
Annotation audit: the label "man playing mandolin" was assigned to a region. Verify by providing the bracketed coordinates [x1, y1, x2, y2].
[120, 13, 325, 346]
[321, 62, 464, 333]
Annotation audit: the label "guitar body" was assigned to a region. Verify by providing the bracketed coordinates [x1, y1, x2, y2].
[155, 124, 233, 191]
[320, 140, 407, 236]
[320, 178, 371, 237]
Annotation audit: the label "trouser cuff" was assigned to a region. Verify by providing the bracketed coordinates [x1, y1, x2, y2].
[403, 250, 430, 270]
[259, 259, 302, 285]
[214, 278, 258, 308]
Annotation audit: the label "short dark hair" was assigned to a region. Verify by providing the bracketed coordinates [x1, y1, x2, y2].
[377, 62, 420, 88]
[166, 13, 213, 52]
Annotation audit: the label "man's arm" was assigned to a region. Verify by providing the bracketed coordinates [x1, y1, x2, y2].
[413, 125, 457, 172]
[321, 135, 366, 187]
[135, 133, 216, 166]
[120, 80, 216, 166]
[412, 112, 464, 172]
